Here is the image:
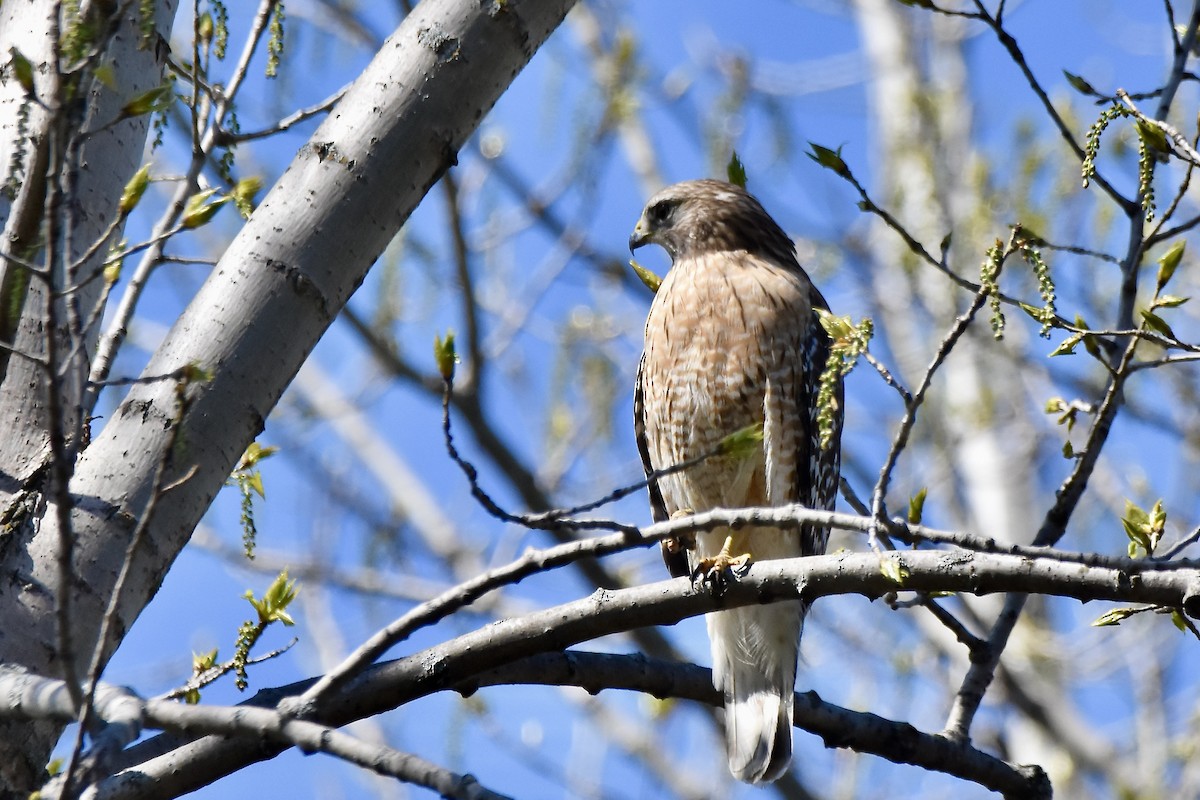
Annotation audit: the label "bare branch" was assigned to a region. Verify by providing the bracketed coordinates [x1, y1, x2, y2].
[0, 667, 513, 800]
[1117, 88, 1200, 167]
[105, 547, 1200, 799]
[870, 262, 1002, 537]
[969, 0, 1135, 212]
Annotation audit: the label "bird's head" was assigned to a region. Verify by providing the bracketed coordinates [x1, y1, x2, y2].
[629, 179, 797, 267]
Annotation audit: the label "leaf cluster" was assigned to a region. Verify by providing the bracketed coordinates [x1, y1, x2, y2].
[815, 309, 872, 450]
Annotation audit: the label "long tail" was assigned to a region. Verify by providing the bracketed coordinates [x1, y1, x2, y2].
[708, 598, 805, 784]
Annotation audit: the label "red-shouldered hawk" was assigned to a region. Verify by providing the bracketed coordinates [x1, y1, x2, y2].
[631, 179, 842, 785]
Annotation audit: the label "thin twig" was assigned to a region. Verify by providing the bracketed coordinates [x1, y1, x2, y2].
[218, 88, 345, 144]
[297, 503, 840, 714]
[1022, 236, 1121, 265]
[19, 667, 513, 800]
[1147, 210, 1200, 245]
[86, 0, 281, 411]
[156, 638, 298, 702]
[63, 383, 199, 792]
[1154, 2, 1200, 123]
[1056, 321, 1200, 354]
[842, 167, 1078, 334]
[40, 0, 82, 718]
[441, 173, 484, 386]
[1156, 524, 1200, 561]
[1129, 352, 1200, 373]
[438, 373, 741, 535]
[1117, 88, 1200, 166]
[869, 258, 1003, 543]
[911, 597, 988, 654]
[943, 331, 1142, 742]
[970, 0, 1135, 212]
[839, 476, 870, 517]
[863, 350, 911, 404]
[1147, 125, 1199, 240]
[342, 313, 689, 669]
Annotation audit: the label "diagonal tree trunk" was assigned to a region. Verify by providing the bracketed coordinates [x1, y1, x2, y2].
[0, 1, 179, 788]
[0, 0, 576, 793]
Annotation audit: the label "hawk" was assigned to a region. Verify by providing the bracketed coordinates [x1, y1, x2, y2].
[630, 179, 842, 784]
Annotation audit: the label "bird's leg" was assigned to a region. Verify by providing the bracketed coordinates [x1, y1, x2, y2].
[662, 533, 693, 558]
[664, 508, 697, 559]
[692, 532, 752, 591]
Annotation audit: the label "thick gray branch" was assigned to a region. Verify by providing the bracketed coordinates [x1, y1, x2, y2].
[0, 666, 510, 800]
[96, 549, 1197, 798]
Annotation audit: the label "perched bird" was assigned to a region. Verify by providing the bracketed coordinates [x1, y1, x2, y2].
[631, 179, 842, 784]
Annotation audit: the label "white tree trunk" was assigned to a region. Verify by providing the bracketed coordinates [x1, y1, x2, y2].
[0, 0, 575, 792]
[0, 1, 178, 789]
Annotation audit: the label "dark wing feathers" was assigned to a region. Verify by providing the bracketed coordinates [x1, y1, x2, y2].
[634, 352, 690, 578]
[798, 290, 841, 557]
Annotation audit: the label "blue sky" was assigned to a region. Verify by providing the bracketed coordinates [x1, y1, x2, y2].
[70, 2, 1195, 798]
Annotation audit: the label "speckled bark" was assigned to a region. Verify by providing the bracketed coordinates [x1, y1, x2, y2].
[0, 0, 575, 794]
[0, 1, 178, 790]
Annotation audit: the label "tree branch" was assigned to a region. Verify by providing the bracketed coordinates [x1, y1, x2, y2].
[99, 548, 1200, 798]
[0, 667, 511, 800]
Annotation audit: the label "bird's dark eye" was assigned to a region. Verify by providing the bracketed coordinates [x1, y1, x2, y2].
[647, 199, 674, 225]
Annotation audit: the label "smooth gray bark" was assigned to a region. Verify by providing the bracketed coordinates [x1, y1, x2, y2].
[0, 1, 178, 789]
[0, 0, 575, 793]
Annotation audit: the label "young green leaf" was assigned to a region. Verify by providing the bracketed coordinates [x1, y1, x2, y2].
[880, 553, 910, 586]
[1136, 119, 1171, 161]
[245, 569, 298, 626]
[1062, 70, 1097, 95]
[230, 175, 263, 219]
[1071, 315, 1103, 360]
[198, 12, 215, 46]
[182, 188, 229, 228]
[1154, 295, 1189, 309]
[1121, 499, 1166, 557]
[122, 82, 176, 117]
[1140, 309, 1176, 339]
[94, 63, 118, 91]
[1050, 333, 1083, 357]
[119, 165, 151, 215]
[718, 422, 765, 459]
[8, 48, 34, 94]
[1156, 240, 1185, 293]
[907, 487, 927, 525]
[180, 362, 214, 384]
[1017, 301, 1043, 321]
[726, 152, 748, 188]
[816, 309, 854, 341]
[104, 239, 125, 285]
[434, 331, 458, 380]
[238, 441, 279, 470]
[629, 259, 662, 294]
[192, 648, 219, 672]
[1091, 607, 1138, 627]
[807, 142, 849, 177]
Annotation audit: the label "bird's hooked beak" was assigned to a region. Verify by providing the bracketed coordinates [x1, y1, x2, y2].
[629, 217, 651, 253]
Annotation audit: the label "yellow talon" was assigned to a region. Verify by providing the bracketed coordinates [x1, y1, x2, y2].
[693, 533, 752, 584]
